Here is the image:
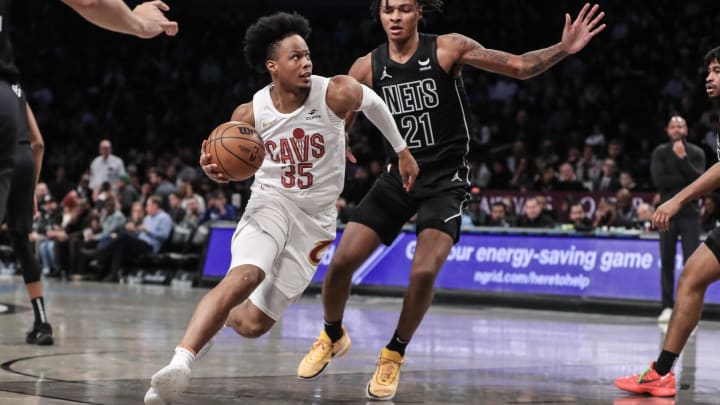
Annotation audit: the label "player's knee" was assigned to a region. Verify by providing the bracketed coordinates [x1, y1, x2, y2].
[677, 268, 709, 295]
[234, 320, 272, 338]
[224, 266, 265, 289]
[325, 253, 359, 280]
[409, 266, 439, 287]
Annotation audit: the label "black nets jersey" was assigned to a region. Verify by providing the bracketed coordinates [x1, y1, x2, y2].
[371, 33, 472, 174]
[0, 0, 18, 82]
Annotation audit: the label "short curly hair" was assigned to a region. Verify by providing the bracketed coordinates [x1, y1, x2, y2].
[370, 0, 444, 19]
[705, 46, 720, 68]
[243, 12, 311, 74]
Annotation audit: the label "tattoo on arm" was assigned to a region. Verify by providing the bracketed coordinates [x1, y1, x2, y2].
[448, 33, 471, 50]
[468, 48, 510, 65]
[520, 45, 567, 78]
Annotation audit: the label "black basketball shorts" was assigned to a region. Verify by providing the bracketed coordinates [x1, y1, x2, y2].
[350, 164, 470, 245]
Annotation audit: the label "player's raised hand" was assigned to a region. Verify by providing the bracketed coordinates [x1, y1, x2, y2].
[133, 1, 179, 38]
[397, 148, 419, 192]
[561, 3, 606, 55]
[200, 140, 229, 183]
[652, 198, 681, 232]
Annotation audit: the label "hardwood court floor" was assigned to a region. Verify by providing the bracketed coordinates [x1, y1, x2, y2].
[0, 278, 717, 404]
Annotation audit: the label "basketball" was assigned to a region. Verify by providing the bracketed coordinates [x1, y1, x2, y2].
[204, 121, 265, 181]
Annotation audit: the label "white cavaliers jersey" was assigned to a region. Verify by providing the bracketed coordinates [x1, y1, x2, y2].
[252, 75, 346, 212]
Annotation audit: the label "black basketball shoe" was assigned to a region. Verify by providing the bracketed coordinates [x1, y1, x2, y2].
[26, 322, 54, 345]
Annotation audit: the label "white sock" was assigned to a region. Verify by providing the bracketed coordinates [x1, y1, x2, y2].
[169, 346, 196, 368]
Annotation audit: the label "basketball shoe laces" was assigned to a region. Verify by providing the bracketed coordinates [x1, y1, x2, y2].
[376, 356, 401, 384]
[308, 338, 332, 361]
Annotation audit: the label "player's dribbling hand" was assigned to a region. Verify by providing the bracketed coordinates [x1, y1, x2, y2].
[560, 3, 606, 54]
[397, 148, 419, 192]
[652, 198, 681, 232]
[200, 140, 229, 183]
[133, 1, 179, 38]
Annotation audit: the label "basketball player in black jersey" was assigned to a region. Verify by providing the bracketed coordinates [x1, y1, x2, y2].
[0, 0, 176, 343]
[298, 0, 605, 400]
[615, 47, 720, 398]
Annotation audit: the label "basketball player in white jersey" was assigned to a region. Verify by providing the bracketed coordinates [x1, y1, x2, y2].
[144, 12, 419, 404]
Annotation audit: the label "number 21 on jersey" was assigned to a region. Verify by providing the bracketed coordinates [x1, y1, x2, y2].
[401, 112, 435, 148]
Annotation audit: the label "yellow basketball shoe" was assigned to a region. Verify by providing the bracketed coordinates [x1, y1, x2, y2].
[297, 327, 351, 379]
[366, 347, 404, 400]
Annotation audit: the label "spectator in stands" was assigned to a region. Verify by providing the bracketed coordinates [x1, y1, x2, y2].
[98, 195, 172, 282]
[128, 201, 145, 227]
[31, 195, 61, 275]
[556, 162, 587, 191]
[593, 158, 621, 192]
[534, 140, 559, 176]
[517, 197, 554, 228]
[35, 182, 50, 207]
[75, 173, 92, 200]
[484, 202, 510, 228]
[199, 191, 236, 224]
[606, 138, 632, 171]
[592, 197, 618, 228]
[89, 139, 126, 192]
[576, 144, 602, 185]
[509, 157, 536, 191]
[566, 201, 593, 231]
[92, 198, 126, 247]
[115, 173, 139, 216]
[47, 192, 92, 277]
[506, 140, 527, 174]
[535, 195, 557, 220]
[167, 192, 186, 224]
[92, 181, 115, 210]
[183, 198, 203, 227]
[635, 203, 654, 231]
[534, 165, 559, 192]
[179, 179, 205, 215]
[619, 170, 638, 191]
[650, 115, 705, 322]
[615, 188, 637, 227]
[148, 167, 176, 200]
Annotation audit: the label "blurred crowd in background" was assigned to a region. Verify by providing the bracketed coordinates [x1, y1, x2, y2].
[4, 0, 720, 279]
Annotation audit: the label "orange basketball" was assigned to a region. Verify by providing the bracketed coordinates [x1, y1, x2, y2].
[205, 121, 265, 181]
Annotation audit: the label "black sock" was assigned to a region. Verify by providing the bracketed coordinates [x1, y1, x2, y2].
[385, 330, 409, 356]
[31, 296, 48, 325]
[324, 319, 343, 343]
[655, 350, 679, 375]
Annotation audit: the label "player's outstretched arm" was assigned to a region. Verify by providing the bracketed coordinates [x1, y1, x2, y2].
[653, 162, 720, 232]
[442, 3, 605, 80]
[326, 75, 419, 192]
[62, 0, 178, 39]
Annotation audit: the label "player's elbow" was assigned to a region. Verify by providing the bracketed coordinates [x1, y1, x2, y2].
[31, 141, 44, 154]
[512, 58, 541, 80]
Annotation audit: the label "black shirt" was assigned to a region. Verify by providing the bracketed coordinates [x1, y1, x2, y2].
[0, 0, 19, 82]
[650, 141, 705, 218]
[371, 33, 472, 172]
